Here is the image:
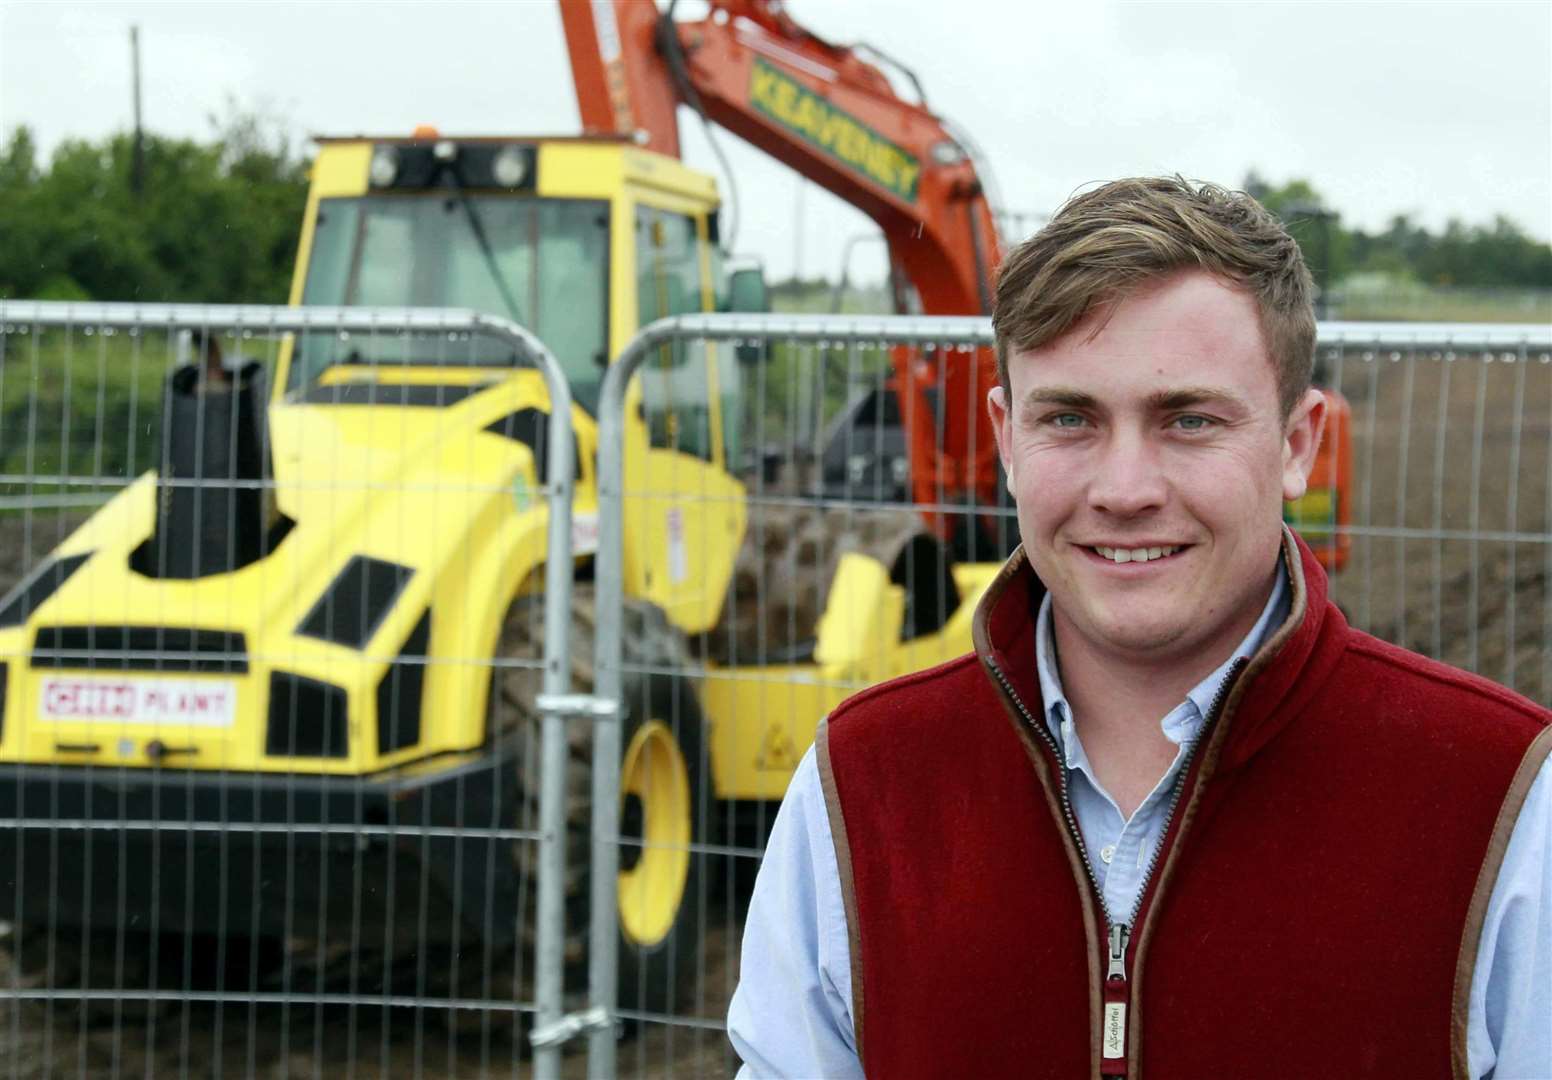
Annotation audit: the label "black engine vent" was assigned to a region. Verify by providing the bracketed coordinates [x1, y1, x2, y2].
[484, 408, 583, 485]
[297, 557, 414, 649]
[32, 627, 248, 673]
[266, 672, 348, 758]
[0, 553, 90, 628]
[376, 610, 430, 755]
[301, 383, 487, 407]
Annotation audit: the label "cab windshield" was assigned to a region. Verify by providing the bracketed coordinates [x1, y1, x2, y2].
[293, 195, 609, 412]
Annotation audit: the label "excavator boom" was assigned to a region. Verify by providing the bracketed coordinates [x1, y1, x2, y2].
[562, 0, 1005, 538]
[559, 0, 682, 157]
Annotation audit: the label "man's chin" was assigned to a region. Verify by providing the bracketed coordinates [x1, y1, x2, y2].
[1078, 613, 1194, 660]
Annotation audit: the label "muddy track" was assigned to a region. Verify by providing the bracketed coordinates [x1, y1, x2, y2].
[0, 921, 739, 1079]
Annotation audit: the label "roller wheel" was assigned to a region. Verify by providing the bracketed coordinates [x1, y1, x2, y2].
[710, 505, 955, 663]
[489, 583, 706, 1022]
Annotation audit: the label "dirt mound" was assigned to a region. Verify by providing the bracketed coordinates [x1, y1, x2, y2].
[706, 501, 926, 664]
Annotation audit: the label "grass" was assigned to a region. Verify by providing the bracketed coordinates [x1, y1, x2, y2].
[0, 326, 173, 496]
[1330, 283, 1551, 324]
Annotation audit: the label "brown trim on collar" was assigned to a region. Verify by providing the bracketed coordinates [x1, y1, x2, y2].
[1005, 690, 1107, 1079]
[971, 546, 1105, 1078]
[1123, 527, 1310, 1078]
[815, 720, 866, 1071]
[970, 544, 1030, 660]
[1450, 724, 1552, 1078]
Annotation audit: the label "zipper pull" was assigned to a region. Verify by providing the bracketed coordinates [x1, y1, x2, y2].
[1107, 923, 1130, 981]
[1101, 923, 1131, 1074]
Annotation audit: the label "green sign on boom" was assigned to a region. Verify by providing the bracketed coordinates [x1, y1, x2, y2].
[749, 58, 922, 204]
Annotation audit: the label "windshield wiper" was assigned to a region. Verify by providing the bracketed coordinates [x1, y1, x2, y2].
[442, 168, 526, 328]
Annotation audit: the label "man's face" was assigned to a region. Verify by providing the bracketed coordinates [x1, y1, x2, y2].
[988, 270, 1325, 670]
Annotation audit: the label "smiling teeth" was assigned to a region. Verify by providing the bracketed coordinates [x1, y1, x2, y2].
[1094, 545, 1179, 563]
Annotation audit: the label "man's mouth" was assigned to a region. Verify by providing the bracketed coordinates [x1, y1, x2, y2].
[1089, 544, 1185, 565]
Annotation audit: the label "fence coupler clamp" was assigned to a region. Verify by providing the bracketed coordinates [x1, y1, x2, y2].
[529, 1005, 613, 1049]
[535, 693, 620, 720]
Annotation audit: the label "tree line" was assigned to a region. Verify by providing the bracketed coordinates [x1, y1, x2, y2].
[1245, 174, 1551, 292]
[0, 121, 1547, 305]
[0, 112, 306, 305]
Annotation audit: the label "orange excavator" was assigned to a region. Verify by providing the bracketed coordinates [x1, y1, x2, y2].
[562, 0, 1007, 553]
[559, 0, 1350, 570]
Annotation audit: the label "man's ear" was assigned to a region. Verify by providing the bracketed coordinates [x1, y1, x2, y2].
[987, 383, 1015, 492]
[1282, 387, 1328, 502]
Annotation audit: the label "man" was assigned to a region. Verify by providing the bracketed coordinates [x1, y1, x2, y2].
[728, 177, 1550, 1078]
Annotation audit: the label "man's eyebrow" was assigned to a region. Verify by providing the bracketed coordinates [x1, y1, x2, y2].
[1015, 386, 1248, 423]
[1144, 386, 1247, 412]
[1017, 388, 1098, 424]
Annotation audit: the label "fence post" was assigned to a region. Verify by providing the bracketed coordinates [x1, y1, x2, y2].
[510, 311, 578, 1080]
[587, 319, 667, 1077]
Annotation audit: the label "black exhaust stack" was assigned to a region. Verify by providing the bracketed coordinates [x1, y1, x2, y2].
[133, 335, 286, 579]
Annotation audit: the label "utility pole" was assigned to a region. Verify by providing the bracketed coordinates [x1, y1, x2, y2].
[130, 25, 144, 198]
[1284, 200, 1337, 320]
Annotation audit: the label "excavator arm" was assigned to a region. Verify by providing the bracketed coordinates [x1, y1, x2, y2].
[562, 0, 1005, 543]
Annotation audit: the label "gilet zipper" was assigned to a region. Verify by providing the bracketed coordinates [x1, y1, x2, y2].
[985, 653, 1247, 1078]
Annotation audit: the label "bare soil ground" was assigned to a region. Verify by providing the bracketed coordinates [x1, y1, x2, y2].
[1326, 346, 1552, 704]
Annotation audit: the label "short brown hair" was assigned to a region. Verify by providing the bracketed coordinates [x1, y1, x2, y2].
[992, 176, 1316, 416]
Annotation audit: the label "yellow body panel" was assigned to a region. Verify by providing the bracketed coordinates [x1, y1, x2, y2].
[0, 371, 583, 774]
[621, 448, 746, 635]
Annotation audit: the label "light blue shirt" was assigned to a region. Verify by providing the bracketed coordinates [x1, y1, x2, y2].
[1037, 570, 1290, 925]
[729, 568, 1552, 1078]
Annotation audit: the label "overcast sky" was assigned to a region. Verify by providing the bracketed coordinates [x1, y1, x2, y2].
[1, 0, 1548, 285]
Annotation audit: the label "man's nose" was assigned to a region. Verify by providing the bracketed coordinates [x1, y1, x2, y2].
[1087, 429, 1167, 517]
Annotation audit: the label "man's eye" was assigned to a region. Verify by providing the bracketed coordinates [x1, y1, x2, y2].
[1050, 413, 1085, 429]
[1174, 414, 1212, 432]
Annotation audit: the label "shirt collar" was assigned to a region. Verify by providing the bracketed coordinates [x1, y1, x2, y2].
[1035, 561, 1291, 753]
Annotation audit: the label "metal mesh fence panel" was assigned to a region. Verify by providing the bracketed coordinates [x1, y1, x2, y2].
[592, 314, 1552, 1077]
[0, 302, 580, 1079]
[1316, 323, 1552, 701]
[1, 305, 1547, 1078]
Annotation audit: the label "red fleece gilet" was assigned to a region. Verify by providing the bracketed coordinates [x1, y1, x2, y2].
[819, 534, 1552, 1080]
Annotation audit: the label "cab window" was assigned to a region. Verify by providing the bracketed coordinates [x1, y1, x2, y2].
[295, 195, 609, 412]
[636, 207, 713, 460]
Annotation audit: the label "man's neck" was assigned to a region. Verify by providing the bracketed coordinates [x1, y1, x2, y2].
[1049, 571, 1279, 818]
[1055, 630, 1221, 733]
